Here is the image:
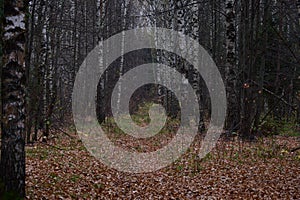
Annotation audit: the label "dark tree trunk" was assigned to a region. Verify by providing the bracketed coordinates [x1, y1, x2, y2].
[26, 0, 36, 144]
[239, 0, 255, 139]
[1, 0, 27, 197]
[225, 0, 240, 132]
[253, 0, 268, 135]
[298, 0, 300, 25]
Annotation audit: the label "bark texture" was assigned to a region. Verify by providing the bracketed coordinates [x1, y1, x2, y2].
[1, 0, 26, 197]
[225, 0, 239, 132]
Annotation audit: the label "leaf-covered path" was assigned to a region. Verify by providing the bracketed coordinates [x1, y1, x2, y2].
[26, 136, 300, 199]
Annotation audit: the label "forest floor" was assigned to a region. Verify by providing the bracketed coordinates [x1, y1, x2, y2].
[25, 133, 300, 199]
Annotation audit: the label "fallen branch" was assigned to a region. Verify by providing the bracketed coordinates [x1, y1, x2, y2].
[37, 141, 66, 151]
[51, 126, 76, 139]
[291, 146, 300, 152]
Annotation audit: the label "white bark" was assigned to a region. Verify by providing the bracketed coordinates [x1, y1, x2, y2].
[1, 0, 27, 196]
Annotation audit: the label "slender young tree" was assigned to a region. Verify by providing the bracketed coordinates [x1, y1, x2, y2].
[298, 0, 300, 25]
[1, 0, 27, 197]
[225, 0, 239, 132]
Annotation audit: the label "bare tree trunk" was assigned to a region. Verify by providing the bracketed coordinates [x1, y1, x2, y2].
[26, 0, 36, 144]
[240, 0, 253, 139]
[240, 0, 260, 139]
[274, 0, 282, 118]
[254, 0, 268, 135]
[1, 0, 27, 197]
[225, 0, 239, 132]
[297, 0, 300, 25]
[42, 10, 50, 142]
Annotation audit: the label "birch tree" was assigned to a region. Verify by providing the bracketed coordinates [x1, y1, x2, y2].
[1, 0, 27, 197]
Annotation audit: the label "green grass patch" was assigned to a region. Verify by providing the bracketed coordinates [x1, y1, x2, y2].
[70, 175, 80, 183]
[259, 117, 299, 137]
[26, 147, 49, 160]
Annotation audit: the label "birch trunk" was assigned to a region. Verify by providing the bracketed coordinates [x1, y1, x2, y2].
[1, 0, 27, 197]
